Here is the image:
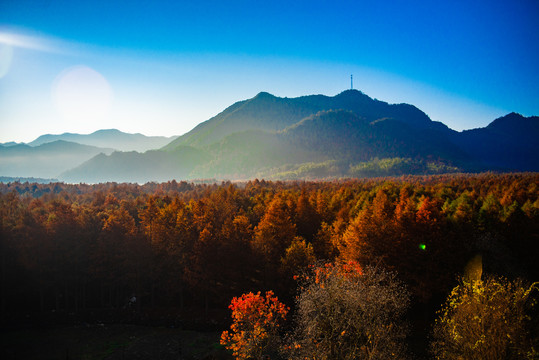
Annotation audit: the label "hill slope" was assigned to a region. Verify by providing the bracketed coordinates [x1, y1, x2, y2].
[60, 146, 211, 184]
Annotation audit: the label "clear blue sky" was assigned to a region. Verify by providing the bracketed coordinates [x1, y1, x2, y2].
[1, 0, 538, 143]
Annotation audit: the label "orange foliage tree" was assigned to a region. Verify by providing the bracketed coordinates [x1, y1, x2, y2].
[221, 291, 288, 360]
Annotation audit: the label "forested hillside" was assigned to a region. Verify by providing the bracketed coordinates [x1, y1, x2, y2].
[1, 174, 537, 358]
[163, 90, 445, 150]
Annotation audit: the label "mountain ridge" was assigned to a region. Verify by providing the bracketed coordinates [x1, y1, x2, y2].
[164, 90, 448, 150]
[2, 90, 537, 183]
[29, 129, 178, 152]
[450, 112, 538, 171]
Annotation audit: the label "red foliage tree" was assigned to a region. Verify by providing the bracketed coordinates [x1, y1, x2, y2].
[221, 290, 288, 360]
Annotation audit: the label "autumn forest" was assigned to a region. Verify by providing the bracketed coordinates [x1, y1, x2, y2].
[1, 173, 538, 358]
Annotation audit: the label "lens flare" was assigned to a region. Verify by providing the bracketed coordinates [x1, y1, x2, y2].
[0, 43, 14, 78]
[52, 65, 113, 123]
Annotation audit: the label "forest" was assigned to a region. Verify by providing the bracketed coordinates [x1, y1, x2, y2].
[0, 173, 538, 359]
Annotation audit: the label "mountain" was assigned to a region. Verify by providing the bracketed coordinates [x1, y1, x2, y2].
[0, 140, 114, 178]
[164, 90, 448, 150]
[29, 129, 178, 152]
[52, 90, 538, 183]
[451, 112, 539, 171]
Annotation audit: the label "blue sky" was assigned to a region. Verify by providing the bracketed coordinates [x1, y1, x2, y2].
[1, 0, 538, 143]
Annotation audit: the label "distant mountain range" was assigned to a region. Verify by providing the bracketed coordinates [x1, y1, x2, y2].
[2, 90, 537, 183]
[28, 129, 178, 152]
[0, 141, 114, 178]
[0, 130, 177, 179]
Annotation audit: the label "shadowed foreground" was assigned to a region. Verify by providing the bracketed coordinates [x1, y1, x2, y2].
[1, 324, 230, 360]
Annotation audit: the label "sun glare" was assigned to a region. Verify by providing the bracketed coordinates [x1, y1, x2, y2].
[0, 31, 55, 52]
[0, 43, 14, 78]
[51, 66, 113, 123]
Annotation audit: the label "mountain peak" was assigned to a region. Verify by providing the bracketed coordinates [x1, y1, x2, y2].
[254, 91, 276, 99]
[92, 129, 123, 135]
[490, 112, 524, 123]
[333, 89, 378, 105]
[337, 89, 365, 96]
[486, 112, 538, 134]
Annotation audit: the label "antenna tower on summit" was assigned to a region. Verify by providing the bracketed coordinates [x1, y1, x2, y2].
[351, 74, 353, 90]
